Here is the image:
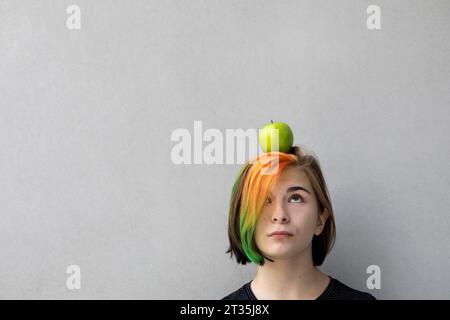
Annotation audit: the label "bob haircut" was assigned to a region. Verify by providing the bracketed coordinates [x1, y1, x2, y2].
[226, 145, 336, 266]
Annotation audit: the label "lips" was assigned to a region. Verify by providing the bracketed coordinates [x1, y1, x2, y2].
[269, 231, 293, 236]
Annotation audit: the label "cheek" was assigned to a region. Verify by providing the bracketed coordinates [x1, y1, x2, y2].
[288, 209, 319, 238]
[253, 217, 272, 248]
[253, 219, 266, 242]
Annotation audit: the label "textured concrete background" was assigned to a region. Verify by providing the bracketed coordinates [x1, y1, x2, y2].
[0, 0, 449, 299]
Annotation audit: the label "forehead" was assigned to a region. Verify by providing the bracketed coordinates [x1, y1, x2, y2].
[270, 166, 312, 193]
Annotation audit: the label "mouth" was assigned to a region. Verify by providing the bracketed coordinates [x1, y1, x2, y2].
[269, 231, 293, 237]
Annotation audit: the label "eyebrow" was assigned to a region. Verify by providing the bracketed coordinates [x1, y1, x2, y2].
[286, 186, 311, 194]
[268, 185, 312, 197]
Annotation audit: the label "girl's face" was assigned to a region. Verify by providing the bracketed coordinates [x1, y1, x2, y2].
[254, 166, 328, 261]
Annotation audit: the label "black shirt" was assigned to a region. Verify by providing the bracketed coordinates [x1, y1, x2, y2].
[222, 276, 376, 300]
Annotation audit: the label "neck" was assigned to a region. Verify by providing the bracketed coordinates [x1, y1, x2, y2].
[251, 247, 329, 299]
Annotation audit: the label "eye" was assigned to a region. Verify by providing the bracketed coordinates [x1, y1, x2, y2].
[289, 194, 303, 203]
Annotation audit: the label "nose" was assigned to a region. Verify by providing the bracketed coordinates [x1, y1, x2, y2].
[272, 215, 289, 223]
[271, 201, 290, 223]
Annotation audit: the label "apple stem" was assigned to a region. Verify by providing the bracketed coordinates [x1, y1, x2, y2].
[270, 119, 273, 124]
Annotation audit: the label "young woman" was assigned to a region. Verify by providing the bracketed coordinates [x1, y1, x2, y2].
[222, 146, 376, 300]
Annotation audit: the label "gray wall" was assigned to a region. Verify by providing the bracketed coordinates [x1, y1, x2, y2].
[0, 0, 449, 299]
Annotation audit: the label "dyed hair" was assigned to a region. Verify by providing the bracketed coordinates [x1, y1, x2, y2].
[226, 145, 336, 266]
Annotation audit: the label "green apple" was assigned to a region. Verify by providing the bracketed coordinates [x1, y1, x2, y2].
[258, 120, 294, 153]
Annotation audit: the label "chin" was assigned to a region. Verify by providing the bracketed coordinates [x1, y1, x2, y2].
[263, 249, 295, 260]
[262, 245, 309, 261]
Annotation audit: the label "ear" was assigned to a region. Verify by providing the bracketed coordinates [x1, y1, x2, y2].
[314, 208, 330, 236]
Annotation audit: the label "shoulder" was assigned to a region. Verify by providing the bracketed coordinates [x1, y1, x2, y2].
[319, 277, 377, 300]
[221, 282, 254, 300]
